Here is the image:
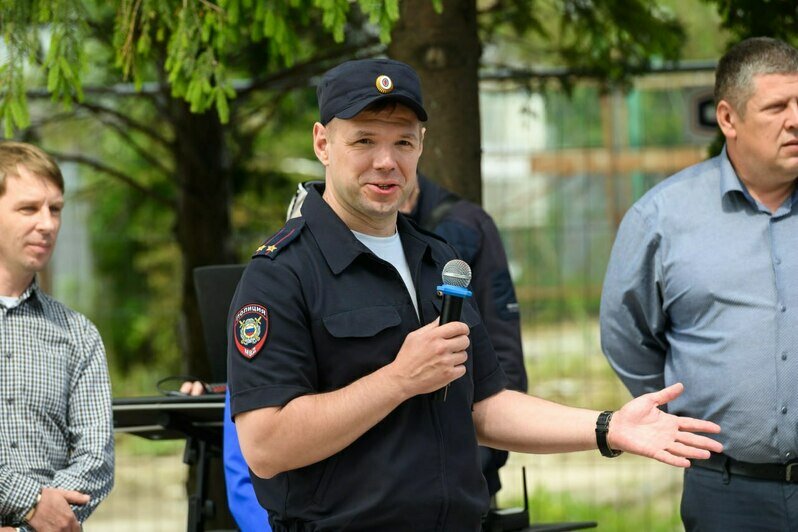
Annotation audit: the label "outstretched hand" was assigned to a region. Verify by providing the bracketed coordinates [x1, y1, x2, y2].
[608, 382, 723, 467]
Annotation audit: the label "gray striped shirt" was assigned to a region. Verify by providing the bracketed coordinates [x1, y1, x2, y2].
[0, 281, 114, 527]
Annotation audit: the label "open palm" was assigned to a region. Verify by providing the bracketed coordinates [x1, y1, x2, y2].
[609, 383, 723, 467]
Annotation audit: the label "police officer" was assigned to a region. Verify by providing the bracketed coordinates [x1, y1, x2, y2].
[228, 57, 723, 531]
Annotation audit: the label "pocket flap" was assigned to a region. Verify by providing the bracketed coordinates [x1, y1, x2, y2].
[323, 307, 402, 338]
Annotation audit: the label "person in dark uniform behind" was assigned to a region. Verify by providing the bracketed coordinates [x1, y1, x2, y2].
[402, 173, 527, 498]
[228, 57, 723, 532]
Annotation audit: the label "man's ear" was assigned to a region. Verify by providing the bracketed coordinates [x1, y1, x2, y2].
[716, 100, 739, 140]
[419, 126, 426, 156]
[313, 122, 330, 166]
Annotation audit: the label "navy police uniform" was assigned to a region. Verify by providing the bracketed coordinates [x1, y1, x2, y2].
[228, 184, 508, 531]
[409, 174, 527, 497]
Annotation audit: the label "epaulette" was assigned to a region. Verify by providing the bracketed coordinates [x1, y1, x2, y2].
[252, 218, 306, 259]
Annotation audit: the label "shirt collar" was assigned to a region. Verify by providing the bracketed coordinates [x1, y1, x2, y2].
[719, 145, 751, 200]
[303, 183, 445, 275]
[0, 278, 40, 309]
[720, 145, 798, 214]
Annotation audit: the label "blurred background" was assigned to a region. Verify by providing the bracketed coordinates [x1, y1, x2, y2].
[0, 0, 787, 530]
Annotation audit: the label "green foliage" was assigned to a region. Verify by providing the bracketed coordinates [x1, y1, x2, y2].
[482, 0, 687, 91]
[560, 1, 684, 75]
[702, 0, 798, 45]
[0, 0, 89, 136]
[0, 0, 400, 133]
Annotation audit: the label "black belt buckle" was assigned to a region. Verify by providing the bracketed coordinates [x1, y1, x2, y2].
[786, 461, 798, 482]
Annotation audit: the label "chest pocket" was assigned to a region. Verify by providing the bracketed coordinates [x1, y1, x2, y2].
[318, 307, 404, 388]
[322, 306, 402, 337]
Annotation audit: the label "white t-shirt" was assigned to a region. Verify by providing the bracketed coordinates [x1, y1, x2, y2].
[0, 295, 21, 309]
[352, 229, 419, 317]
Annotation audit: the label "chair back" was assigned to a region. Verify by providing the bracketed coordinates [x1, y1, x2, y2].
[193, 264, 246, 383]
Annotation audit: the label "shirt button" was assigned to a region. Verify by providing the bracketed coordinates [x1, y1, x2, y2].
[787, 451, 794, 459]
[780, 304, 787, 312]
[4, 353, 10, 359]
[782, 406, 788, 414]
[9, 442, 17, 449]
[783, 352, 789, 361]
[775, 257, 782, 265]
[5, 397, 12, 404]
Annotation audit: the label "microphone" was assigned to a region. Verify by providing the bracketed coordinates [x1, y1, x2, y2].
[433, 259, 473, 401]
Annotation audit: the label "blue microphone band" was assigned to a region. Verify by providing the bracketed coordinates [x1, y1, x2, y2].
[437, 284, 473, 298]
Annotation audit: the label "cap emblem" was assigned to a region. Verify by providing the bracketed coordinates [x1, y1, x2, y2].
[375, 75, 394, 94]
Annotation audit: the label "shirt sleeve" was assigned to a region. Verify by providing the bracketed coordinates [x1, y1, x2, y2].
[0, 468, 40, 524]
[50, 319, 114, 523]
[600, 205, 669, 399]
[472, 214, 527, 393]
[223, 391, 271, 531]
[229, 258, 317, 417]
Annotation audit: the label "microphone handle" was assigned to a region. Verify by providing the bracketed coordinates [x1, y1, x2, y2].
[433, 294, 464, 401]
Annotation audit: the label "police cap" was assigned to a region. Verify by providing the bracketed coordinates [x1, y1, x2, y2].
[317, 58, 428, 125]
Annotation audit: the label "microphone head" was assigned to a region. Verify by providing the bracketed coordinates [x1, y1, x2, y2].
[441, 259, 472, 288]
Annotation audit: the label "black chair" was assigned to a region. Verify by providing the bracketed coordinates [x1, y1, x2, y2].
[193, 264, 246, 385]
[189, 264, 246, 532]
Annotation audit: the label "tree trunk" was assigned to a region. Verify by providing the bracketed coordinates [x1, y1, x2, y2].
[171, 100, 237, 530]
[388, 0, 483, 204]
[172, 102, 237, 379]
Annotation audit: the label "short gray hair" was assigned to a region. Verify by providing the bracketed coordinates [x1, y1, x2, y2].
[714, 37, 798, 115]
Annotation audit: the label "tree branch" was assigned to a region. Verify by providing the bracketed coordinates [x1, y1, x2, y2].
[47, 150, 175, 208]
[90, 114, 174, 179]
[76, 100, 172, 149]
[236, 41, 384, 98]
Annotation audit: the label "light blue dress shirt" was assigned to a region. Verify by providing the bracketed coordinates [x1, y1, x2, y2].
[601, 146, 798, 464]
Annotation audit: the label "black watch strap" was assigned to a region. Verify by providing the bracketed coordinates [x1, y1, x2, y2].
[596, 410, 623, 458]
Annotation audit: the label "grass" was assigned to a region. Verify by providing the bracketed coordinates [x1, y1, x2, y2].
[520, 487, 683, 532]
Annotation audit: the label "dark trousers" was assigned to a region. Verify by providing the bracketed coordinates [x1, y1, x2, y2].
[682, 465, 798, 531]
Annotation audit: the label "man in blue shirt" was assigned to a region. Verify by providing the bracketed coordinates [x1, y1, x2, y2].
[601, 37, 798, 531]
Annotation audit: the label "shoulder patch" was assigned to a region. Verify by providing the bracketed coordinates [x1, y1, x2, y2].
[233, 304, 269, 359]
[253, 218, 306, 259]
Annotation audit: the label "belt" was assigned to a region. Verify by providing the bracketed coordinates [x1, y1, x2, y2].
[693, 452, 798, 483]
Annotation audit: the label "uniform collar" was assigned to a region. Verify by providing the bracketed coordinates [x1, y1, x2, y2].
[409, 173, 458, 226]
[303, 183, 448, 274]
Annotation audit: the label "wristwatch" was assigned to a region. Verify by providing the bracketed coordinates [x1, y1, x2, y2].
[22, 491, 41, 527]
[596, 410, 623, 458]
